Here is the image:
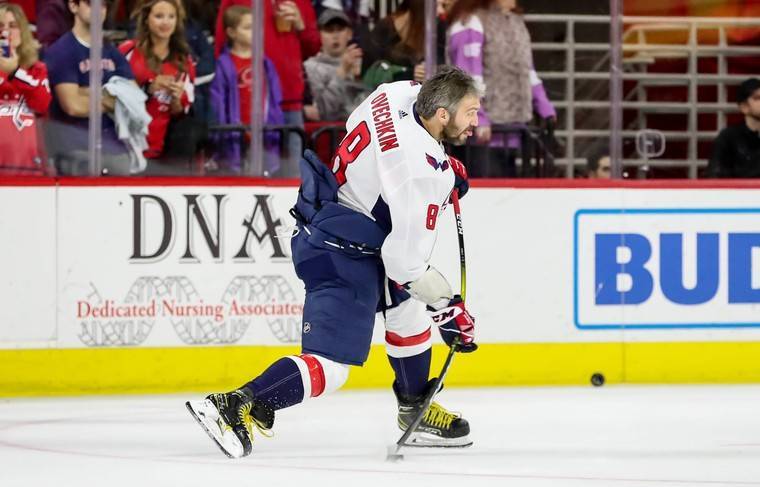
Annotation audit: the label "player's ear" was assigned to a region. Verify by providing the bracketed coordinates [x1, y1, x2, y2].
[437, 107, 449, 124]
[226, 26, 236, 43]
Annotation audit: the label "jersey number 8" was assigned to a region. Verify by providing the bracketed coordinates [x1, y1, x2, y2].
[331, 121, 371, 186]
[426, 204, 439, 230]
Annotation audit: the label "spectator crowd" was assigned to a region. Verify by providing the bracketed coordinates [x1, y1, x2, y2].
[0, 0, 756, 179]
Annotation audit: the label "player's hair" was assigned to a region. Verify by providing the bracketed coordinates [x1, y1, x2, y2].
[416, 66, 480, 119]
[133, 0, 191, 74]
[0, 3, 39, 68]
[223, 5, 252, 45]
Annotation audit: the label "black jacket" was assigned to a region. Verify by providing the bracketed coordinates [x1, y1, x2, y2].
[361, 18, 447, 82]
[707, 122, 760, 178]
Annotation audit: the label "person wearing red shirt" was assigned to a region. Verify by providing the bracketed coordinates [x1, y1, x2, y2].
[119, 0, 196, 166]
[215, 0, 320, 177]
[0, 3, 52, 175]
[210, 5, 284, 174]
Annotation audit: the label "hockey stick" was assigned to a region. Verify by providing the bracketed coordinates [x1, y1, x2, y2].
[451, 189, 466, 302]
[386, 189, 466, 461]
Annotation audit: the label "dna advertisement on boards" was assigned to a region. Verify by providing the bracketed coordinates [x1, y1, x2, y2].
[2, 184, 760, 351]
[56, 187, 305, 349]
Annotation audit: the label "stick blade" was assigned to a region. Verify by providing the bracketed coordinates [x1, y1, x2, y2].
[385, 444, 404, 462]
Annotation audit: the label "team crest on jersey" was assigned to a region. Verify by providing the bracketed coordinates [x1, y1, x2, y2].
[0, 97, 34, 131]
[426, 154, 449, 172]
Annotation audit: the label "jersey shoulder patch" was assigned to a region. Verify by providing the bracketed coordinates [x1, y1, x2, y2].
[426, 153, 450, 172]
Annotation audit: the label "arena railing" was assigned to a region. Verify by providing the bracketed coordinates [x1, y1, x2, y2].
[523, 14, 760, 178]
[206, 124, 307, 176]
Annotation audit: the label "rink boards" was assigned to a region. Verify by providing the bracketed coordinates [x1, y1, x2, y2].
[2, 177, 760, 395]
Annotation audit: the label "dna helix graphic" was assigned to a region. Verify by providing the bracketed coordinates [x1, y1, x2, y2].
[79, 277, 166, 347]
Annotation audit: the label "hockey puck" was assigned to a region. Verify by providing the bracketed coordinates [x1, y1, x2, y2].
[591, 373, 605, 387]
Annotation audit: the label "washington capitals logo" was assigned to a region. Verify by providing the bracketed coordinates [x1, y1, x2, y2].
[426, 154, 449, 172]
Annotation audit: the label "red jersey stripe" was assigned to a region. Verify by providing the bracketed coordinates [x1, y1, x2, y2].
[385, 328, 432, 347]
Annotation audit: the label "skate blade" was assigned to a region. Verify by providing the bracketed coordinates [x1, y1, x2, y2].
[402, 432, 473, 448]
[185, 400, 245, 459]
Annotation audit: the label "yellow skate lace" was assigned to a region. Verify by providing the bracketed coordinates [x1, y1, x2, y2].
[240, 402, 274, 439]
[423, 402, 461, 430]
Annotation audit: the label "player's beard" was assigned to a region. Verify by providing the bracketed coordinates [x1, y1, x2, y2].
[442, 121, 474, 146]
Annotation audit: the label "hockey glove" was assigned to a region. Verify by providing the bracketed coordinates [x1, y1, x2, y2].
[404, 266, 453, 310]
[449, 155, 469, 199]
[427, 295, 477, 353]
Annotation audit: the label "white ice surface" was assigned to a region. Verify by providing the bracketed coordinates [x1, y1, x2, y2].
[1, 385, 760, 487]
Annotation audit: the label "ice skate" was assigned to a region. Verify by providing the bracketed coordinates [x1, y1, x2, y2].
[186, 387, 274, 458]
[394, 380, 472, 448]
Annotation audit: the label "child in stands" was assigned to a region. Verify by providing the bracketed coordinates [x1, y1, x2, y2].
[210, 5, 283, 175]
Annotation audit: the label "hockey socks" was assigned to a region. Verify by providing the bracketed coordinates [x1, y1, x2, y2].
[387, 348, 431, 397]
[244, 357, 308, 410]
[244, 354, 349, 410]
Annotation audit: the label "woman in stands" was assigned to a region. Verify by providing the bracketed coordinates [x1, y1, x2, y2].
[119, 0, 196, 171]
[0, 3, 52, 175]
[447, 0, 556, 177]
[362, 0, 446, 86]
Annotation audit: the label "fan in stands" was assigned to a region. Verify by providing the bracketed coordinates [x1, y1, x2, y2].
[0, 3, 51, 176]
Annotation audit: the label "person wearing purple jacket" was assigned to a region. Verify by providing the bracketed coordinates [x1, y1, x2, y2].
[210, 5, 285, 175]
[447, 0, 555, 177]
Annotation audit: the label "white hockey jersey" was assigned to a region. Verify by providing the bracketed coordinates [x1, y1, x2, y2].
[329, 81, 455, 285]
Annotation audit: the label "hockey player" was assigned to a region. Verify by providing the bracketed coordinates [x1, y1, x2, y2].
[187, 66, 479, 459]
